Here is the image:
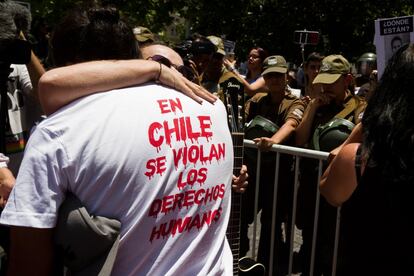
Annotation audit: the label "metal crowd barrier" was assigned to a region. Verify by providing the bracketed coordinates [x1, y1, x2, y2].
[243, 139, 341, 276]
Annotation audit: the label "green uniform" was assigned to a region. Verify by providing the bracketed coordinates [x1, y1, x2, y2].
[309, 92, 366, 143]
[298, 91, 366, 276]
[242, 90, 305, 272]
[246, 91, 305, 131]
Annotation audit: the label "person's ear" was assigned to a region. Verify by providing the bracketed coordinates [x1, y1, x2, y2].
[344, 73, 353, 86]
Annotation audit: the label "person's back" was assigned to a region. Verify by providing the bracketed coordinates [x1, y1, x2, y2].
[5, 84, 233, 275]
[338, 155, 412, 275]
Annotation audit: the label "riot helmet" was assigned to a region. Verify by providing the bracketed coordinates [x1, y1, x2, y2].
[356, 52, 377, 77]
[245, 115, 279, 140]
[311, 118, 355, 152]
[244, 115, 279, 163]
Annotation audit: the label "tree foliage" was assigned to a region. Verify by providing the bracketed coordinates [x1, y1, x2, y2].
[28, 0, 414, 63]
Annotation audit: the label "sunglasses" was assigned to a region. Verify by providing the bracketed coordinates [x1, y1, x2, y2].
[148, 55, 195, 82]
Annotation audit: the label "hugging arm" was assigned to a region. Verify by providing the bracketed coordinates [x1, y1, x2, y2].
[38, 59, 216, 115]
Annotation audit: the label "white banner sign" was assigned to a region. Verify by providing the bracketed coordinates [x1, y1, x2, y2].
[374, 15, 414, 78]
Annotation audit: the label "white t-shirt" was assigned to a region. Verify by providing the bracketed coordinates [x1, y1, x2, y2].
[0, 84, 234, 275]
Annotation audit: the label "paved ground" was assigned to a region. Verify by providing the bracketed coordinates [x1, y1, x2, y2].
[246, 210, 303, 276]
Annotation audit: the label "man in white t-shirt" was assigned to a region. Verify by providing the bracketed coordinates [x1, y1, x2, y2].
[0, 7, 234, 275]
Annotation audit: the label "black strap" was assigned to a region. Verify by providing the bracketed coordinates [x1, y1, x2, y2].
[354, 145, 363, 183]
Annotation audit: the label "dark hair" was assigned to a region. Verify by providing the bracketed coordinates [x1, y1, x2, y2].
[246, 46, 268, 79]
[254, 47, 268, 62]
[362, 43, 414, 183]
[303, 52, 324, 87]
[304, 52, 324, 66]
[51, 6, 138, 66]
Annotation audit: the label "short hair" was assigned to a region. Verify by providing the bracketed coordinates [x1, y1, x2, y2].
[304, 52, 324, 66]
[51, 6, 138, 66]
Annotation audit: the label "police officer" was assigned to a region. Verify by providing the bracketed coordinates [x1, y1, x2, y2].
[355, 52, 377, 98]
[295, 54, 366, 275]
[201, 35, 228, 93]
[242, 55, 305, 274]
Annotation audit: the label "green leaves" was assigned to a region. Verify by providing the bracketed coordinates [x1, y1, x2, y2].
[29, 0, 413, 63]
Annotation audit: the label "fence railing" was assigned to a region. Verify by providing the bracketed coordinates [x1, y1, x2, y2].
[243, 139, 341, 276]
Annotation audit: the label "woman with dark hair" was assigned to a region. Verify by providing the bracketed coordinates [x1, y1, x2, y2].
[320, 43, 414, 275]
[245, 47, 268, 82]
[224, 46, 269, 97]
